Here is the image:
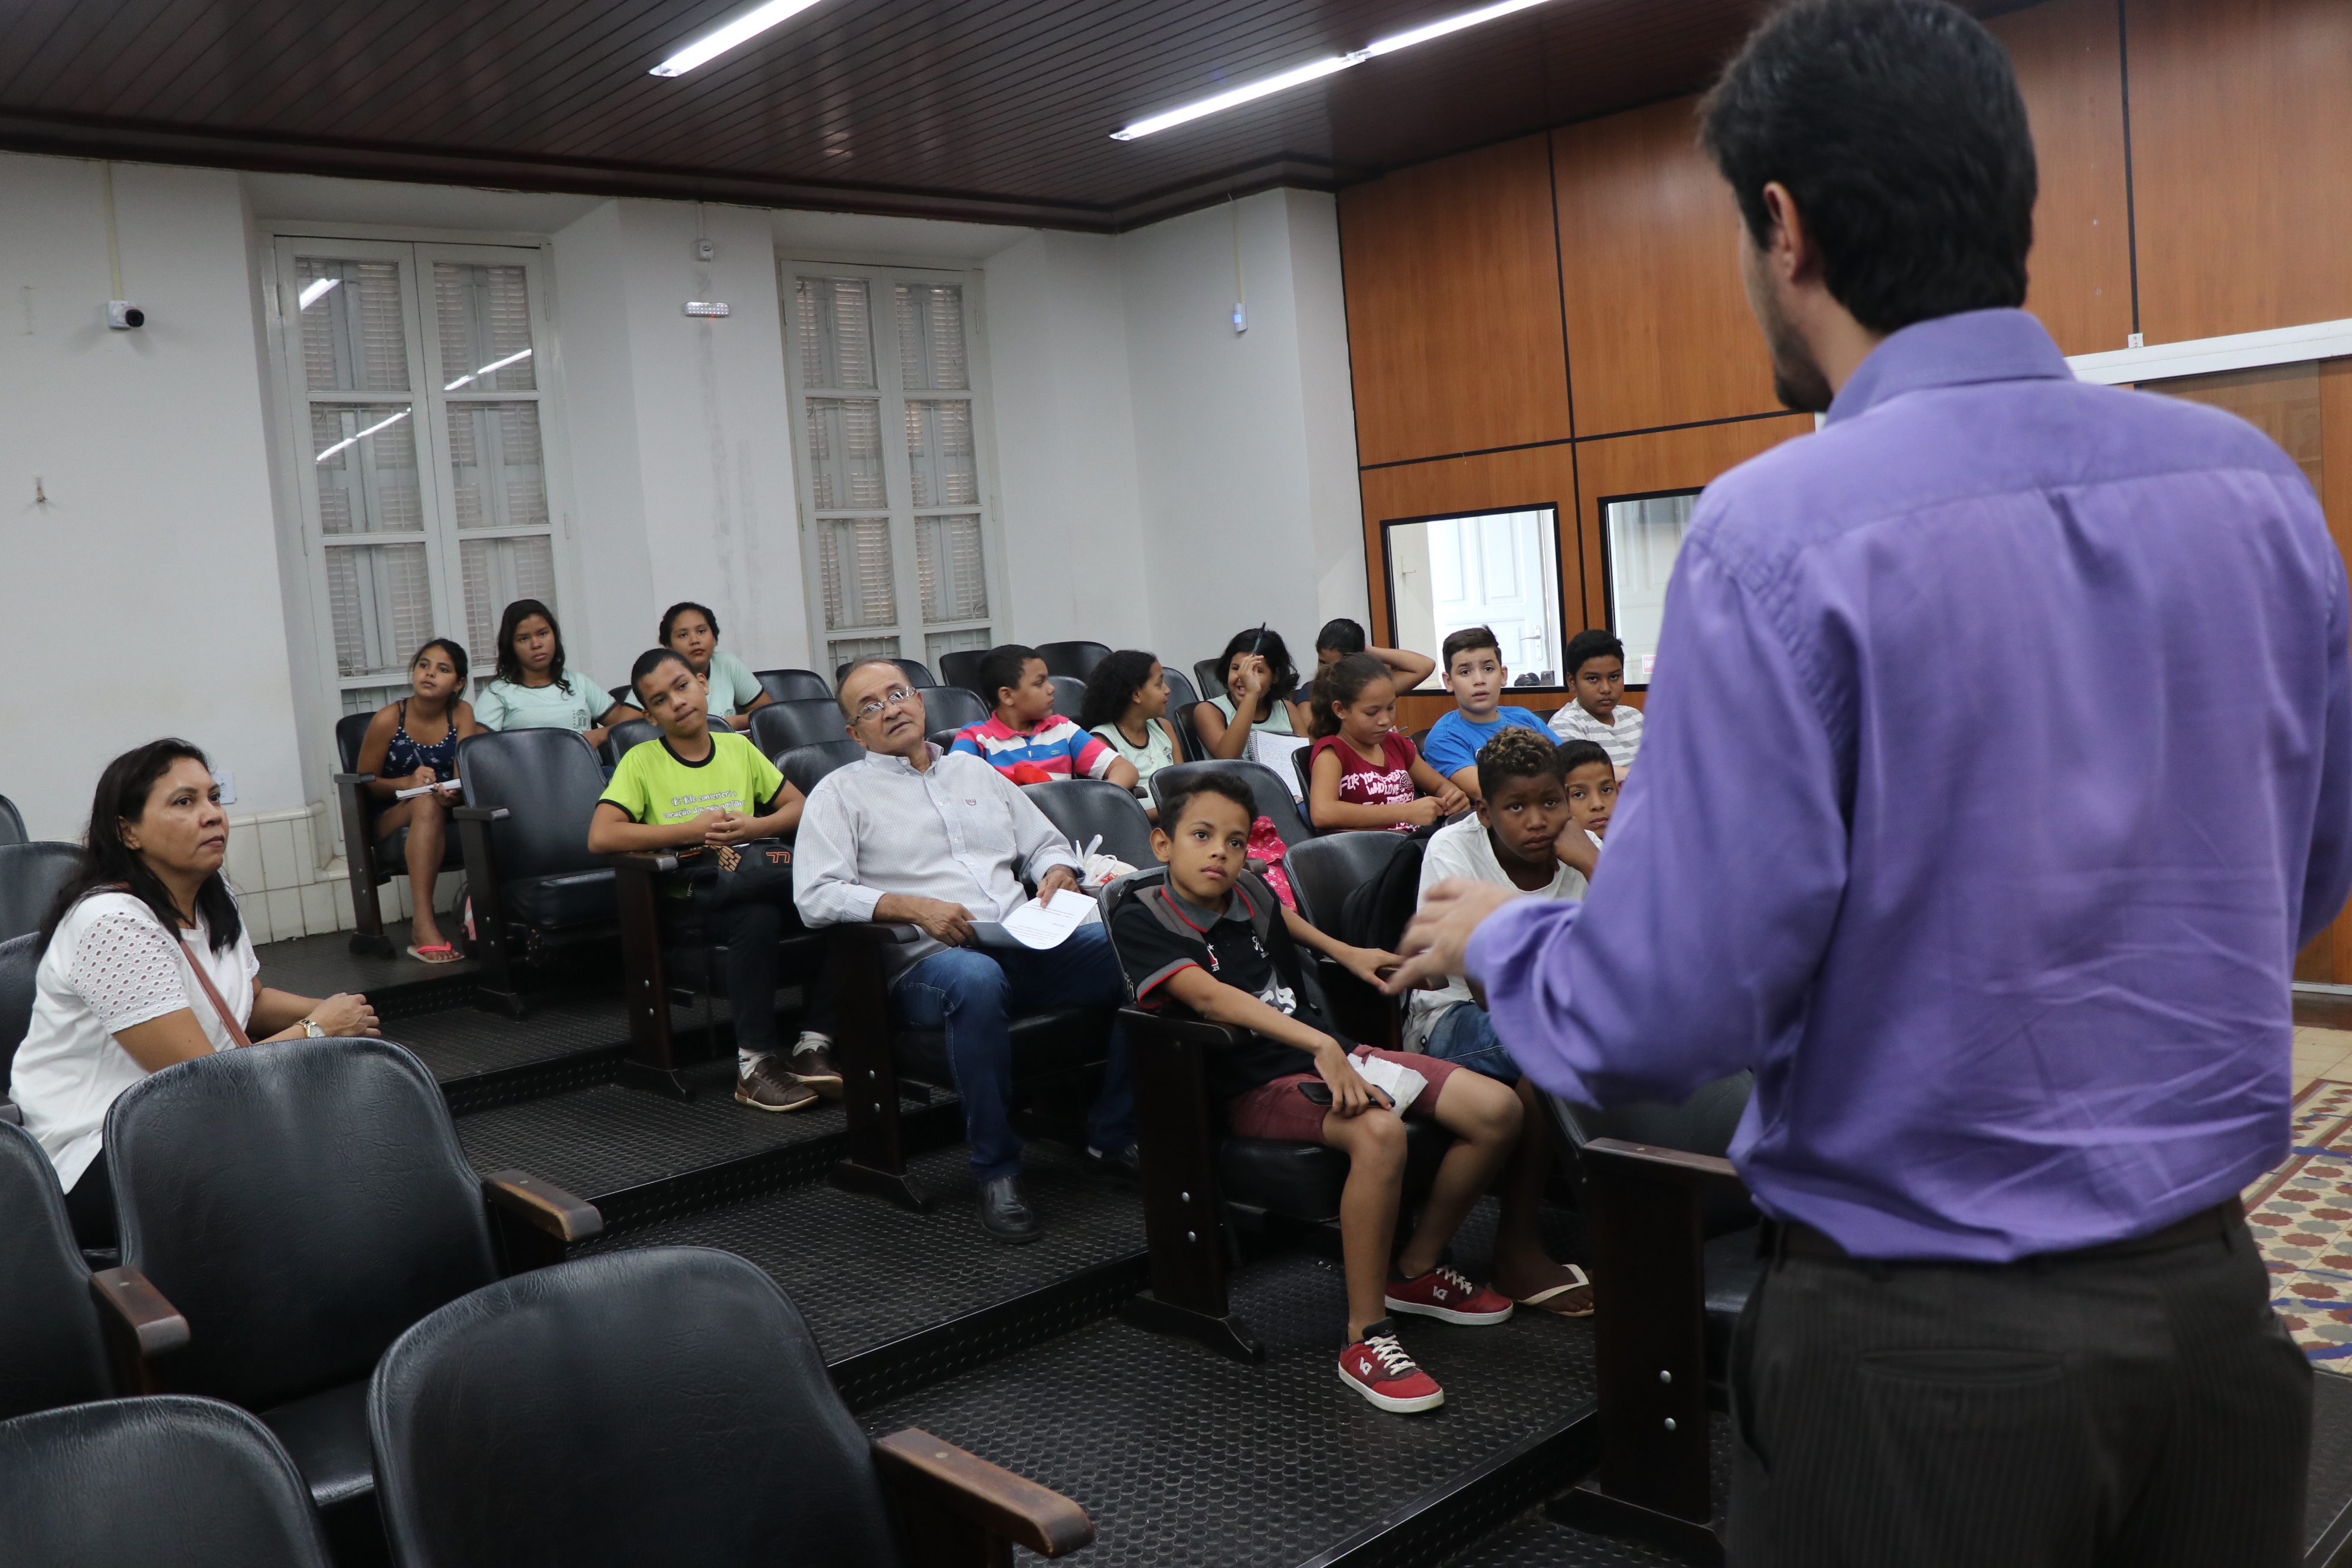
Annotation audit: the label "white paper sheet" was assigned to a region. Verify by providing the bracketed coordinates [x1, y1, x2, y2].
[1351, 1053, 1428, 1116]
[393, 780, 462, 800]
[969, 891, 1100, 950]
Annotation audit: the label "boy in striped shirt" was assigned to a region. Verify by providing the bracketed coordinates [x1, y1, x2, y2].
[952, 643, 1142, 790]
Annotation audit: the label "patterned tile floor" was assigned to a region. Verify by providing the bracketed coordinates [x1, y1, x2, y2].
[2248, 1072, 2352, 1367]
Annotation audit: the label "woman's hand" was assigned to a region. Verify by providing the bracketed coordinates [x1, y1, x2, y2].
[584, 725, 610, 749]
[308, 993, 380, 1038]
[1315, 1040, 1391, 1118]
[1403, 796, 1444, 827]
[1237, 656, 1272, 709]
[1432, 780, 1471, 816]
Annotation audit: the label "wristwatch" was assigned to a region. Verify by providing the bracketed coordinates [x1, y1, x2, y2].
[302, 1018, 325, 1038]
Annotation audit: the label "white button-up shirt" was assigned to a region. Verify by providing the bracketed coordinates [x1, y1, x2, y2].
[793, 744, 1082, 972]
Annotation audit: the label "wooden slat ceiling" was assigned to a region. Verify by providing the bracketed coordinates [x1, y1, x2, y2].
[0, 0, 2028, 231]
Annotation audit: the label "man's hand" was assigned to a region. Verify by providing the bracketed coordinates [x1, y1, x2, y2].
[1037, 865, 1084, 906]
[902, 897, 977, 947]
[1336, 943, 1401, 989]
[1553, 819, 1599, 878]
[1381, 878, 1522, 995]
[702, 809, 756, 846]
[1315, 1040, 1392, 1118]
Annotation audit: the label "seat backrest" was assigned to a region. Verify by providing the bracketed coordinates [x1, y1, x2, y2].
[749, 697, 851, 758]
[0, 1395, 333, 1568]
[833, 658, 933, 688]
[780, 739, 865, 798]
[0, 933, 37, 1082]
[753, 668, 831, 704]
[936, 648, 989, 697]
[1290, 743, 1314, 802]
[455, 730, 609, 884]
[0, 1121, 113, 1418]
[607, 684, 635, 710]
[1193, 656, 1226, 704]
[1024, 780, 1158, 871]
[604, 717, 661, 766]
[1284, 831, 1409, 935]
[0, 841, 81, 945]
[332, 710, 377, 775]
[0, 795, 24, 848]
[1049, 675, 1087, 721]
[1161, 671, 1206, 762]
[1038, 641, 1112, 679]
[371, 1247, 900, 1568]
[1162, 668, 1200, 712]
[1149, 760, 1314, 847]
[920, 685, 991, 737]
[110, 1038, 499, 1410]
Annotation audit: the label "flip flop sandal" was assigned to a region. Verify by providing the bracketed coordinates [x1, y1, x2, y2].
[406, 943, 463, 965]
[1514, 1266, 1595, 1318]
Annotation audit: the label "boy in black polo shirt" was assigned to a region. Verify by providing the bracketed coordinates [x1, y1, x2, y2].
[1110, 772, 1528, 1414]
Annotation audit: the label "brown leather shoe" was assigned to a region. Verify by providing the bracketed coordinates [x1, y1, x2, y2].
[735, 1056, 819, 1113]
[790, 1037, 844, 1100]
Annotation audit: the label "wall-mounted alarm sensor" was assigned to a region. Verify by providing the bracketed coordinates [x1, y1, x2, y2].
[107, 300, 145, 329]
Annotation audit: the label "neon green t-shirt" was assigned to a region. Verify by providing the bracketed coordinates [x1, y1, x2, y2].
[599, 730, 783, 827]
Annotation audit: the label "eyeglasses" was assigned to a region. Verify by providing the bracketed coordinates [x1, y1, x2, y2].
[853, 687, 916, 721]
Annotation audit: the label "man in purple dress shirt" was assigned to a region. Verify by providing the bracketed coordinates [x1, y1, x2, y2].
[1390, 2, 2350, 1562]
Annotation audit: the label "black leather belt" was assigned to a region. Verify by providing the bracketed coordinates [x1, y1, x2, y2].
[1771, 1196, 2245, 1266]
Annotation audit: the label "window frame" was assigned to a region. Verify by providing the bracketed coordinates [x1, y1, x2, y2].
[776, 258, 1008, 674]
[1594, 485, 1705, 692]
[1377, 501, 1574, 693]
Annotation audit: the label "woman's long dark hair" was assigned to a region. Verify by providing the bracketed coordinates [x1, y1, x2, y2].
[494, 599, 573, 694]
[1078, 649, 1161, 733]
[1309, 654, 1390, 739]
[1217, 628, 1299, 707]
[40, 739, 243, 957]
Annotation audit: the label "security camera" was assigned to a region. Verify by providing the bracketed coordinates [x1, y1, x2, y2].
[107, 300, 145, 330]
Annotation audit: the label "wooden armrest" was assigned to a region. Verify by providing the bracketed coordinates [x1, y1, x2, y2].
[873, 1428, 1094, 1558]
[837, 921, 923, 945]
[606, 851, 681, 874]
[1117, 1006, 1237, 1050]
[331, 772, 376, 787]
[0, 1099, 19, 1126]
[482, 1170, 604, 1243]
[90, 1266, 189, 1358]
[451, 805, 509, 823]
[1580, 1136, 1746, 1194]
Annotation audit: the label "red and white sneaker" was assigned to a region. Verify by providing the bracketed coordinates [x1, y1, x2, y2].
[1338, 1321, 1445, 1413]
[1384, 1265, 1515, 1326]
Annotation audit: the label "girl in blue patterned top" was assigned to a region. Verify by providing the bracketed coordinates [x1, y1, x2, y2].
[353, 638, 482, 963]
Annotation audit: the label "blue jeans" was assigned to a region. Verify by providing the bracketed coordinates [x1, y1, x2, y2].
[888, 923, 1133, 1184]
[1422, 1001, 1520, 1083]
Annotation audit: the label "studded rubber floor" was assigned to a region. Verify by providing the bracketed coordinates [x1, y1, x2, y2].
[586, 1141, 1146, 1364]
[386, 991, 643, 1082]
[255, 922, 479, 1018]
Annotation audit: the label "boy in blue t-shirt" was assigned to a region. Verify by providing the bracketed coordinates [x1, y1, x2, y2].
[1417, 626, 1555, 802]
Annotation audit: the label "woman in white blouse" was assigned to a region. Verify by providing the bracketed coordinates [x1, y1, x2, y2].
[15, 740, 379, 1249]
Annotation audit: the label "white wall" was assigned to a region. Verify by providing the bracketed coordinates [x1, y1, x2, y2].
[551, 200, 811, 685]
[1118, 189, 1367, 677]
[0, 155, 304, 841]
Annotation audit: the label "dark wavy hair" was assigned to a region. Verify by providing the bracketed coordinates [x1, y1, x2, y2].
[1079, 649, 1162, 733]
[1315, 618, 1367, 656]
[494, 599, 573, 694]
[1308, 653, 1394, 740]
[41, 739, 243, 956]
[1475, 727, 1563, 800]
[1700, 0, 2034, 335]
[1217, 628, 1299, 707]
[412, 636, 469, 687]
[658, 600, 720, 645]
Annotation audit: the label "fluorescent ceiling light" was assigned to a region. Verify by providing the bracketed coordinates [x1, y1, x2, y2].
[298, 277, 339, 309]
[316, 407, 411, 463]
[650, 0, 827, 76]
[1110, 0, 1556, 141]
[445, 347, 533, 391]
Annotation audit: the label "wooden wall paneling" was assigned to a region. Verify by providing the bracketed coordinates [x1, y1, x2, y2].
[1338, 135, 1576, 468]
[2298, 358, 2352, 982]
[1550, 97, 1781, 438]
[1570, 416, 1812, 635]
[2126, 0, 2352, 344]
[1357, 441, 1584, 659]
[1988, 0, 2137, 357]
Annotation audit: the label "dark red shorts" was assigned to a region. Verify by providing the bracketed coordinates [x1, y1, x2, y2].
[1224, 1047, 1465, 1144]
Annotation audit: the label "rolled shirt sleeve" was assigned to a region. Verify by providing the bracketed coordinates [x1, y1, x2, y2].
[791, 778, 884, 929]
[1466, 536, 1849, 1108]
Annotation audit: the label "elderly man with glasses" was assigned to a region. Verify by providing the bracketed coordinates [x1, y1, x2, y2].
[793, 658, 1135, 1242]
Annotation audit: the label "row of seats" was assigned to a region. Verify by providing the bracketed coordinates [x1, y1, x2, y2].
[0, 1038, 1090, 1565]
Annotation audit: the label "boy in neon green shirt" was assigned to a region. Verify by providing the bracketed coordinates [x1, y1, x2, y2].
[589, 648, 831, 1113]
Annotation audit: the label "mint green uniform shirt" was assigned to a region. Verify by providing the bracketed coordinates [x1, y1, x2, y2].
[701, 651, 766, 718]
[475, 671, 613, 733]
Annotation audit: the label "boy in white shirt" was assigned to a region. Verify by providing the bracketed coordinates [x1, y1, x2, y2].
[1547, 629, 1643, 775]
[1404, 725, 1597, 1315]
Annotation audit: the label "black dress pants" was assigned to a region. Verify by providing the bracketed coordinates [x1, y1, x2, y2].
[1729, 1207, 2309, 1568]
[696, 890, 800, 1055]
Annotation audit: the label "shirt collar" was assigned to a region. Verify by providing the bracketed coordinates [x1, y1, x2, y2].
[860, 741, 943, 775]
[1169, 884, 1252, 927]
[1825, 309, 2072, 427]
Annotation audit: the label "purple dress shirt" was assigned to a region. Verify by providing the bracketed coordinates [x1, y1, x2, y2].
[1469, 309, 2352, 1260]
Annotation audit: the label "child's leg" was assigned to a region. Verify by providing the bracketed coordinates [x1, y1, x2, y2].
[1490, 1077, 1589, 1306]
[1321, 1107, 1407, 1341]
[1395, 1067, 1519, 1278]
